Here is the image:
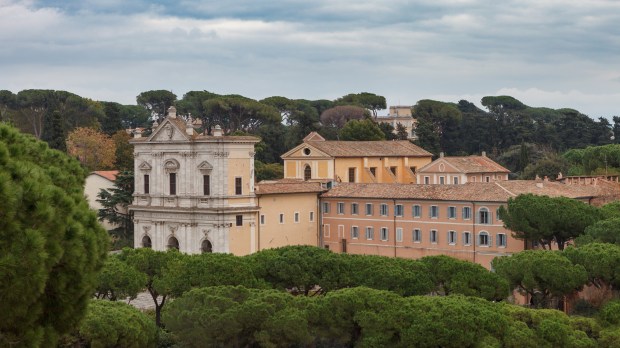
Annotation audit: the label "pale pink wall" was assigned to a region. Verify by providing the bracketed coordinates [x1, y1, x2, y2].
[321, 197, 524, 269]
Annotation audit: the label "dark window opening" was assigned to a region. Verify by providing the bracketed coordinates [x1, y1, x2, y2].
[144, 174, 150, 194]
[203, 175, 210, 195]
[169, 173, 177, 195]
[235, 177, 242, 195]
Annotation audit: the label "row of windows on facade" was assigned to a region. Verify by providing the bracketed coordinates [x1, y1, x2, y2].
[142, 174, 243, 196]
[336, 226, 507, 247]
[141, 235, 215, 253]
[323, 202, 500, 224]
[259, 211, 315, 225]
[302, 166, 413, 182]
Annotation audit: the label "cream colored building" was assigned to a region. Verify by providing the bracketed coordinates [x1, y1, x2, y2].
[282, 132, 432, 184]
[85, 170, 119, 231]
[417, 153, 510, 185]
[376, 105, 417, 139]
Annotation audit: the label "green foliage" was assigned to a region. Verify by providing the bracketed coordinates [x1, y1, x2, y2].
[136, 90, 177, 122]
[378, 121, 398, 140]
[576, 217, 620, 246]
[64, 300, 158, 348]
[43, 110, 66, 152]
[0, 124, 108, 347]
[97, 171, 135, 248]
[254, 160, 283, 181]
[338, 118, 385, 141]
[204, 95, 281, 134]
[499, 194, 600, 250]
[565, 243, 620, 289]
[598, 300, 620, 326]
[413, 99, 462, 155]
[95, 256, 146, 301]
[419, 255, 509, 300]
[162, 286, 312, 348]
[521, 153, 570, 179]
[334, 92, 386, 117]
[493, 250, 588, 308]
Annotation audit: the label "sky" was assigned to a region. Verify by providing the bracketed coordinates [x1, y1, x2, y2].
[1, 0, 619, 118]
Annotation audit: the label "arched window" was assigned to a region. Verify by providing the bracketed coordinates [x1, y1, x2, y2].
[167, 236, 179, 250]
[142, 235, 152, 248]
[478, 231, 490, 246]
[478, 207, 490, 224]
[304, 165, 312, 181]
[201, 239, 213, 253]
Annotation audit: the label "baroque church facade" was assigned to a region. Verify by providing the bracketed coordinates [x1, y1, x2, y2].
[129, 107, 261, 255]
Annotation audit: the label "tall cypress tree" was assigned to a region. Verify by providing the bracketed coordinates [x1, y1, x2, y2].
[42, 110, 66, 152]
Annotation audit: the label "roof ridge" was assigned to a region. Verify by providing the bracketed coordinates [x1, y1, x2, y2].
[494, 182, 516, 197]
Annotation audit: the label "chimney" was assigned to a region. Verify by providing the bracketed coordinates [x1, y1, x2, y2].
[481, 151, 486, 157]
[133, 129, 141, 138]
[544, 176, 549, 182]
[213, 125, 223, 137]
[167, 106, 177, 119]
[440, 152, 444, 158]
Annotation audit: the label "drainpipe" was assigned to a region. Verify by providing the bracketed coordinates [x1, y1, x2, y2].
[318, 193, 323, 248]
[393, 198, 397, 258]
[256, 195, 261, 252]
[472, 201, 476, 265]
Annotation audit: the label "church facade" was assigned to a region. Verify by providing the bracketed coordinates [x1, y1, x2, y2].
[129, 107, 261, 255]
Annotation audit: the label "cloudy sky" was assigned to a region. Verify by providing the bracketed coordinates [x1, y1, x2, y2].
[1, 0, 619, 117]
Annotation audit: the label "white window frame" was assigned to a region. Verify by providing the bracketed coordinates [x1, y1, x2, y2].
[380, 227, 389, 241]
[396, 228, 403, 242]
[463, 231, 472, 246]
[395, 204, 404, 217]
[497, 233, 507, 247]
[448, 206, 457, 219]
[462, 207, 472, 220]
[430, 205, 439, 219]
[322, 202, 330, 214]
[351, 203, 359, 215]
[413, 228, 422, 242]
[439, 176, 445, 185]
[380, 203, 389, 216]
[424, 176, 430, 184]
[478, 207, 491, 224]
[337, 202, 345, 215]
[413, 204, 421, 218]
[365, 203, 373, 216]
[365, 227, 374, 240]
[453, 176, 459, 185]
[351, 226, 359, 239]
[430, 229, 438, 244]
[448, 230, 457, 245]
[478, 231, 490, 247]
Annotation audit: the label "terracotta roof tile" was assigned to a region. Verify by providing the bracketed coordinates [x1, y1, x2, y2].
[92, 170, 119, 181]
[321, 180, 613, 202]
[420, 156, 510, 174]
[306, 140, 432, 157]
[255, 180, 327, 195]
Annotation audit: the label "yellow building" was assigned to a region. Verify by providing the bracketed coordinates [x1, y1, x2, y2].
[281, 132, 432, 184]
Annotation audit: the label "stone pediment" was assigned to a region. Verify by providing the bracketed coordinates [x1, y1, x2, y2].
[198, 160, 214, 172]
[138, 161, 152, 171]
[281, 143, 331, 159]
[147, 119, 190, 142]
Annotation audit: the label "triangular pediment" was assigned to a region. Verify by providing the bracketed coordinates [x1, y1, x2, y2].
[281, 143, 331, 159]
[138, 161, 152, 171]
[147, 118, 190, 142]
[418, 158, 461, 173]
[198, 160, 213, 171]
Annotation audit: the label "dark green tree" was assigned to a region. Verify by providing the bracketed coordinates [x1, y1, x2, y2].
[100, 101, 125, 135]
[97, 171, 135, 248]
[575, 217, 620, 246]
[335, 92, 386, 118]
[412, 99, 462, 155]
[62, 300, 158, 348]
[0, 123, 108, 347]
[254, 160, 284, 181]
[42, 110, 66, 152]
[136, 90, 177, 123]
[338, 118, 385, 141]
[378, 122, 397, 140]
[396, 122, 409, 140]
[94, 256, 146, 301]
[493, 250, 588, 308]
[564, 243, 620, 291]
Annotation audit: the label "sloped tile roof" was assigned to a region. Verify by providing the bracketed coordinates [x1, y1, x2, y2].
[306, 140, 432, 157]
[255, 180, 327, 195]
[92, 170, 119, 181]
[420, 156, 510, 174]
[321, 180, 612, 202]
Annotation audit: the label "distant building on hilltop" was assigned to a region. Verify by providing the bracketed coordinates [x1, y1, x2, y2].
[375, 105, 417, 140]
[417, 152, 510, 184]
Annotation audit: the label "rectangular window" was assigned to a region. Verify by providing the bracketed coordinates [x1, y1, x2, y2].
[430, 205, 439, 218]
[448, 230, 457, 244]
[235, 177, 242, 195]
[413, 229, 422, 242]
[485, 176, 490, 182]
[365, 227, 374, 240]
[322, 202, 330, 214]
[479, 233, 490, 246]
[279, 213, 284, 224]
[390, 166, 397, 175]
[413, 205, 421, 218]
[424, 176, 430, 184]
[348, 167, 356, 182]
[203, 174, 210, 195]
[365, 203, 373, 216]
[324, 224, 330, 237]
[236, 215, 243, 226]
[462, 207, 472, 220]
[380, 227, 389, 241]
[479, 209, 490, 224]
[396, 228, 403, 242]
[439, 176, 445, 184]
[260, 214, 265, 225]
[369, 167, 377, 177]
[380, 203, 389, 216]
[337, 202, 345, 214]
[448, 206, 457, 219]
[430, 230, 438, 243]
[410, 166, 417, 174]
[395, 204, 404, 217]
[463, 232, 472, 246]
[169, 173, 176, 195]
[453, 177, 459, 185]
[144, 174, 150, 194]
[294, 212, 299, 223]
[497, 233, 507, 247]
[351, 226, 359, 239]
[351, 203, 359, 215]
[309, 211, 314, 222]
